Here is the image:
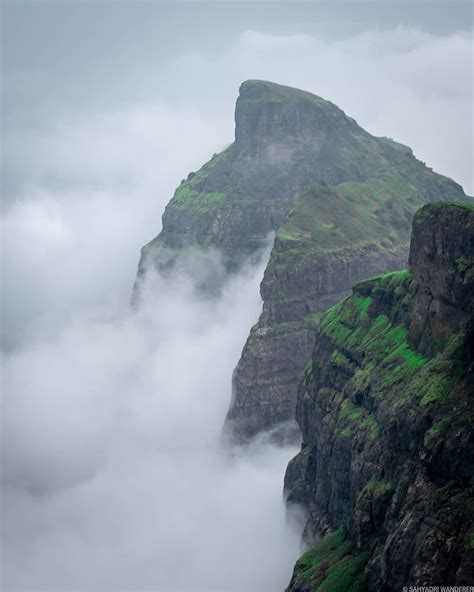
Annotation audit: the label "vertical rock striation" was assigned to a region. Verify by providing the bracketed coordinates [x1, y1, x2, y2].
[284, 203, 474, 591]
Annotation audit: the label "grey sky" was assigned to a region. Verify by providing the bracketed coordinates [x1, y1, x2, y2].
[3, 1, 472, 118]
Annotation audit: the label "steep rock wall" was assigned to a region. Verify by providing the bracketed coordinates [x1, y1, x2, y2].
[223, 180, 470, 443]
[283, 203, 474, 591]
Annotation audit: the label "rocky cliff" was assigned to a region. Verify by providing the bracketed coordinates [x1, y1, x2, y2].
[221, 87, 468, 444]
[135, 79, 386, 285]
[133, 79, 468, 442]
[284, 203, 474, 591]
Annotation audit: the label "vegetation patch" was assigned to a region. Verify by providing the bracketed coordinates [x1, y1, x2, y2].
[339, 399, 380, 440]
[359, 475, 393, 499]
[171, 184, 226, 213]
[331, 350, 353, 370]
[275, 176, 420, 254]
[308, 267, 469, 462]
[412, 359, 462, 407]
[320, 271, 429, 408]
[312, 268, 468, 432]
[241, 80, 332, 109]
[340, 399, 364, 422]
[295, 528, 369, 591]
[318, 552, 370, 592]
[424, 418, 453, 448]
[353, 295, 372, 319]
[349, 366, 373, 394]
[364, 269, 411, 287]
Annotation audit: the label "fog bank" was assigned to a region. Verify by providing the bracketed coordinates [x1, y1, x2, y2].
[2, 257, 304, 591]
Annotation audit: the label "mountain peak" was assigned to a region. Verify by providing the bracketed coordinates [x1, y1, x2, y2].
[238, 79, 332, 107]
[234, 80, 350, 163]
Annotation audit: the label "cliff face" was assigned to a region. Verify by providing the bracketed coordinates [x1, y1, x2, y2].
[284, 203, 474, 591]
[224, 186, 410, 442]
[223, 142, 468, 444]
[133, 79, 468, 442]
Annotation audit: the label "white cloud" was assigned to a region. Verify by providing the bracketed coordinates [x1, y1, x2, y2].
[2, 102, 233, 347]
[2, 259, 304, 591]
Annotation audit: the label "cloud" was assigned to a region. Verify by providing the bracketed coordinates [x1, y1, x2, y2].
[1, 102, 232, 348]
[2, 23, 472, 592]
[2, 257, 304, 591]
[163, 26, 473, 192]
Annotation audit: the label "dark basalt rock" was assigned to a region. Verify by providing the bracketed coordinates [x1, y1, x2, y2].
[224, 240, 409, 444]
[408, 202, 474, 356]
[284, 203, 474, 591]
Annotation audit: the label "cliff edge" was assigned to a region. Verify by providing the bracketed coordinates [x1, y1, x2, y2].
[284, 202, 474, 591]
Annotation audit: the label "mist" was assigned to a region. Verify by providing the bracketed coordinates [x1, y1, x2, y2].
[2, 251, 307, 590]
[2, 3, 473, 591]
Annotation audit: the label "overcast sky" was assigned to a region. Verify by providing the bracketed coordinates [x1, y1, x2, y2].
[3, 1, 473, 198]
[1, 2, 473, 591]
[3, 2, 473, 121]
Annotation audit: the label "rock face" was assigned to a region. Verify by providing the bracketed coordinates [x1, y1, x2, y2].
[134, 79, 468, 442]
[222, 102, 468, 443]
[284, 203, 474, 591]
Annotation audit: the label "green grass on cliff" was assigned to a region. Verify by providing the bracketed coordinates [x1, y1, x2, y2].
[406, 357, 463, 407]
[294, 528, 369, 592]
[171, 184, 226, 213]
[359, 475, 393, 498]
[240, 79, 333, 108]
[273, 150, 449, 250]
[275, 178, 417, 251]
[331, 350, 353, 370]
[320, 271, 427, 389]
[319, 269, 467, 421]
[365, 269, 411, 286]
[467, 535, 474, 550]
[267, 177, 418, 303]
[339, 399, 381, 440]
[423, 417, 453, 448]
[296, 260, 470, 557]
[164, 146, 233, 215]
